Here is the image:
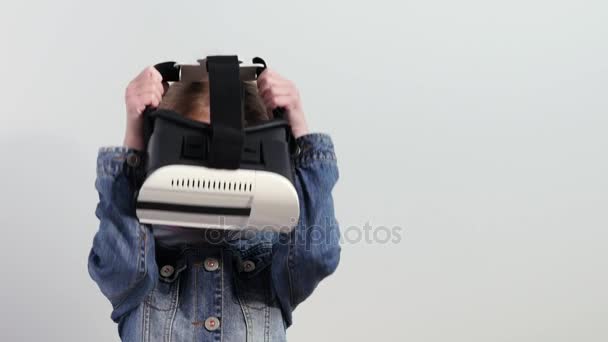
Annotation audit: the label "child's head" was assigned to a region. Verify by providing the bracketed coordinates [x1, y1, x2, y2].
[157, 81, 271, 126]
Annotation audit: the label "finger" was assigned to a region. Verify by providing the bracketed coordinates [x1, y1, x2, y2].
[134, 84, 164, 99]
[258, 72, 290, 90]
[262, 94, 293, 111]
[153, 81, 165, 96]
[130, 101, 148, 116]
[257, 70, 283, 91]
[141, 66, 163, 83]
[151, 80, 165, 96]
[260, 85, 291, 101]
[261, 69, 292, 88]
[258, 78, 293, 100]
[256, 74, 270, 93]
[127, 84, 155, 101]
[137, 92, 162, 108]
[134, 103, 146, 115]
[260, 68, 278, 78]
[257, 68, 274, 81]
[261, 92, 291, 113]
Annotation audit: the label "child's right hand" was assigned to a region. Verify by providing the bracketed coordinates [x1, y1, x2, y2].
[123, 66, 166, 151]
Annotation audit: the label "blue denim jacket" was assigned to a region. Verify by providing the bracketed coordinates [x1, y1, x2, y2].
[88, 133, 341, 341]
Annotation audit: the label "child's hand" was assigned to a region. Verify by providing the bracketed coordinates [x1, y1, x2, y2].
[257, 69, 309, 138]
[123, 66, 166, 150]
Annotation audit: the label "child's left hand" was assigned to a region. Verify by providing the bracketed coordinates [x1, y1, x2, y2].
[257, 69, 309, 138]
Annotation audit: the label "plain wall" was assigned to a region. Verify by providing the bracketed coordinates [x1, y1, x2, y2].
[0, 0, 606, 341]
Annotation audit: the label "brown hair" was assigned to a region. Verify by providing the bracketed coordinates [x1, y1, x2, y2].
[157, 81, 271, 126]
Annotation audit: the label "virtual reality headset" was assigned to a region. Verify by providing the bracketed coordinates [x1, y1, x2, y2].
[135, 55, 300, 232]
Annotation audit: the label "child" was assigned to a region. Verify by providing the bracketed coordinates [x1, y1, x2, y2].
[88, 65, 341, 341]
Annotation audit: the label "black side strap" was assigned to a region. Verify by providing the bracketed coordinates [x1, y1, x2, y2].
[206, 56, 244, 169]
[154, 61, 180, 82]
[143, 62, 180, 149]
[252, 56, 286, 119]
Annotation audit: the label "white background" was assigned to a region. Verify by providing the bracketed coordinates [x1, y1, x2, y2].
[0, 1, 606, 341]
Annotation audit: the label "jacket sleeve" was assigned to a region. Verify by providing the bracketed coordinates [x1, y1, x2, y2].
[272, 133, 341, 326]
[88, 146, 159, 323]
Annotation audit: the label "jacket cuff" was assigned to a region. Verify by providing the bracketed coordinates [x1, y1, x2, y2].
[294, 133, 337, 166]
[97, 146, 146, 183]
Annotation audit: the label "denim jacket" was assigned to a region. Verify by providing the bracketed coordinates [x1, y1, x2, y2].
[88, 133, 341, 342]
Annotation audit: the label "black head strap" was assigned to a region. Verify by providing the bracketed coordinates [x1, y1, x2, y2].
[206, 56, 244, 169]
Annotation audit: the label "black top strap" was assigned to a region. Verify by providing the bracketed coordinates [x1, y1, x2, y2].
[206, 55, 245, 169]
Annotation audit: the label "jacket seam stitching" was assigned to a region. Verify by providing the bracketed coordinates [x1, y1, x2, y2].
[110, 223, 149, 310]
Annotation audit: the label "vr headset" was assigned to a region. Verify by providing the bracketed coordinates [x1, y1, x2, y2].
[135, 55, 300, 232]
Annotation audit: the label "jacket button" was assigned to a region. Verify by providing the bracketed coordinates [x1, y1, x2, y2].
[126, 153, 140, 167]
[204, 316, 220, 331]
[160, 265, 175, 278]
[293, 145, 301, 157]
[242, 260, 256, 273]
[204, 257, 220, 272]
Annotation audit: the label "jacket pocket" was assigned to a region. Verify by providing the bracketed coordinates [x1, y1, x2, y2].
[145, 274, 181, 311]
[232, 238, 275, 310]
[143, 246, 186, 342]
[146, 243, 187, 311]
